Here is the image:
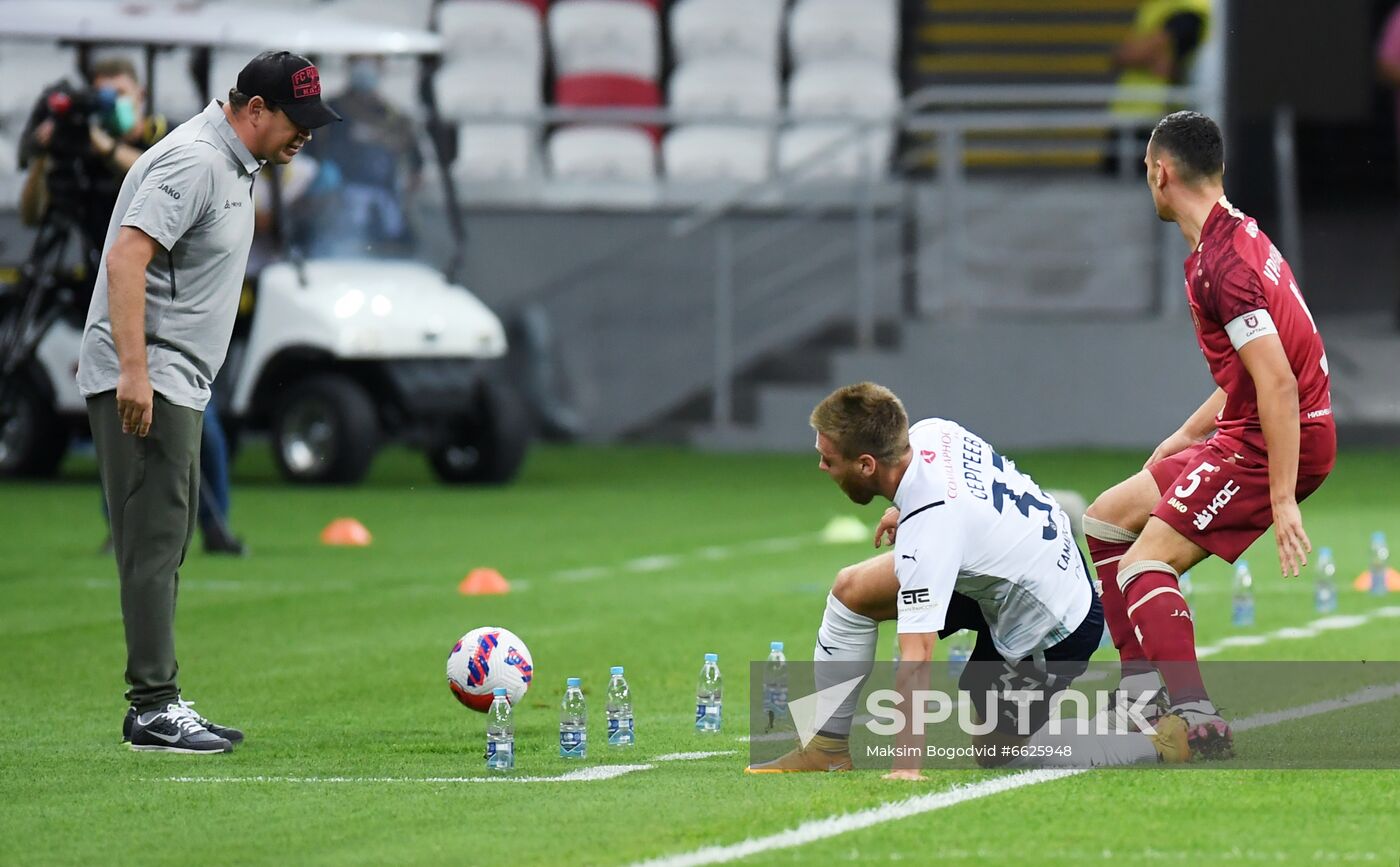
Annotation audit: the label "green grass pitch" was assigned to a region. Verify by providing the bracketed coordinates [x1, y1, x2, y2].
[2, 445, 1398, 865]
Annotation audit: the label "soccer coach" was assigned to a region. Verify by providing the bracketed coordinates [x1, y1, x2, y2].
[77, 51, 339, 754]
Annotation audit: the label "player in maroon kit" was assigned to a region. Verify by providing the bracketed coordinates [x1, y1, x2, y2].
[1082, 111, 1336, 758]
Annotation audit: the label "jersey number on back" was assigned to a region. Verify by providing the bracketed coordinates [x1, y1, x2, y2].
[990, 451, 1057, 541]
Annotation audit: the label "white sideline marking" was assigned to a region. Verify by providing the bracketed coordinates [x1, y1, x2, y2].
[1212, 635, 1269, 649]
[160, 750, 733, 785]
[737, 733, 794, 743]
[1195, 606, 1392, 658]
[1231, 683, 1400, 733]
[633, 771, 1082, 867]
[625, 556, 681, 573]
[546, 534, 818, 583]
[165, 765, 654, 784]
[655, 751, 736, 762]
[639, 682, 1400, 867]
[554, 566, 609, 583]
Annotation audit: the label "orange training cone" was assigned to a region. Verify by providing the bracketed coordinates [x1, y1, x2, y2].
[459, 568, 511, 595]
[320, 518, 372, 547]
[1351, 568, 1400, 592]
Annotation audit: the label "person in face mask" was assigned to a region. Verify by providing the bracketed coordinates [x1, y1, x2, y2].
[302, 54, 423, 258]
[20, 56, 169, 231]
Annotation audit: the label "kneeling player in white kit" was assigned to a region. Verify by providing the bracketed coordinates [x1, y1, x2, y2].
[747, 383, 1191, 777]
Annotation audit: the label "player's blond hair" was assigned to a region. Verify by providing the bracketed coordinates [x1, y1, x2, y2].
[809, 382, 910, 463]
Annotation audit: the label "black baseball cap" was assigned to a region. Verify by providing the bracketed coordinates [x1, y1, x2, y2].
[236, 50, 342, 130]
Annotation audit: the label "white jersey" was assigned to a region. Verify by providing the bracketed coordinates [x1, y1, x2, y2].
[893, 418, 1092, 661]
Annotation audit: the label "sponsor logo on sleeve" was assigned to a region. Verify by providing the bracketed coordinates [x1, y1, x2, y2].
[899, 588, 934, 612]
[157, 183, 180, 200]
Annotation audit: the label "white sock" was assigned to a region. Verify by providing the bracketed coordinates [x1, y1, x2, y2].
[812, 592, 878, 738]
[1007, 723, 1159, 768]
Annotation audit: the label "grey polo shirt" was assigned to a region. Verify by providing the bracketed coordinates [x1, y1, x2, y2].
[77, 100, 261, 411]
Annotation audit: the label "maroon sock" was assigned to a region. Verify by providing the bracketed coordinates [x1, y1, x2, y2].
[1123, 567, 1209, 705]
[1087, 535, 1153, 680]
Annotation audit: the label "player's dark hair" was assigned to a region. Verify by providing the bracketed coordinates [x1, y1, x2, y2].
[810, 382, 910, 463]
[1150, 111, 1224, 182]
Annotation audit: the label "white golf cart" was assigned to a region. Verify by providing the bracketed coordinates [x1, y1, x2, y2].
[0, 0, 531, 485]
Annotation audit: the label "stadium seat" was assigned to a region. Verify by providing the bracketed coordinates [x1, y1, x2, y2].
[322, 0, 435, 29]
[668, 59, 779, 120]
[669, 0, 785, 66]
[548, 0, 660, 79]
[0, 42, 82, 127]
[514, 0, 551, 15]
[555, 73, 661, 138]
[663, 125, 769, 183]
[783, 62, 898, 179]
[455, 123, 537, 181]
[787, 0, 900, 68]
[436, 60, 542, 121]
[436, 0, 544, 73]
[548, 125, 654, 181]
[787, 61, 900, 121]
[776, 123, 892, 180]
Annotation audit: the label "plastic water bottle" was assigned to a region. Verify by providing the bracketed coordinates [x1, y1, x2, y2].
[695, 652, 722, 733]
[1179, 570, 1194, 599]
[485, 687, 514, 772]
[559, 677, 587, 759]
[1370, 532, 1391, 596]
[947, 630, 972, 679]
[606, 666, 634, 747]
[1231, 560, 1255, 627]
[1313, 547, 1337, 614]
[763, 642, 788, 731]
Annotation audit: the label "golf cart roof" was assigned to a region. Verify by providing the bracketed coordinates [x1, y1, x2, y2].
[0, 0, 443, 55]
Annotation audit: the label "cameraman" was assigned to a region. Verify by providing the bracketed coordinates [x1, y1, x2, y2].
[19, 57, 167, 234]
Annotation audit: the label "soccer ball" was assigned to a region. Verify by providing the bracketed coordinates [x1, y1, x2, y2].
[446, 626, 534, 712]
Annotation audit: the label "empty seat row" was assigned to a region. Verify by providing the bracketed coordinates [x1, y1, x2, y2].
[455, 122, 892, 184]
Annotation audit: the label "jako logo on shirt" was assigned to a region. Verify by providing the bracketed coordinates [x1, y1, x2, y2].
[291, 65, 321, 98]
[157, 183, 180, 200]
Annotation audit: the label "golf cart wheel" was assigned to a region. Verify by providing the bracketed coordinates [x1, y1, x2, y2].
[428, 382, 530, 485]
[271, 374, 378, 485]
[0, 376, 67, 478]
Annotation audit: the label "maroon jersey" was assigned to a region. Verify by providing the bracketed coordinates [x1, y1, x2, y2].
[1183, 198, 1335, 475]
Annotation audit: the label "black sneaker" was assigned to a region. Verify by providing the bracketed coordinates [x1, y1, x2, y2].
[123, 699, 244, 745]
[202, 524, 248, 556]
[128, 702, 233, 754]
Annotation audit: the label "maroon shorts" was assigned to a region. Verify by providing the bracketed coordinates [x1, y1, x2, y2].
[1148, 439, 1329, 563]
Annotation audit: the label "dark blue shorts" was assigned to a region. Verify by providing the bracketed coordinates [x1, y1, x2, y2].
[939, 585, 1104, 737]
